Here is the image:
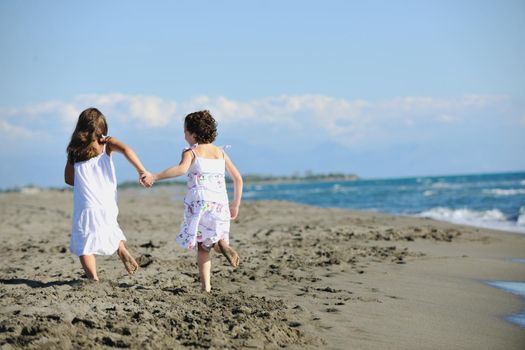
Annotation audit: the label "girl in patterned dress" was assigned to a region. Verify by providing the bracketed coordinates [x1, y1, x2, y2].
[142, 110, 242, 292]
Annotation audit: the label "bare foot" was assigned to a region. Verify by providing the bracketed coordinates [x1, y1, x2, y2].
[217, 240, 240, 267]
[81, 274, 99, 282]
[117, 248, 139, 275]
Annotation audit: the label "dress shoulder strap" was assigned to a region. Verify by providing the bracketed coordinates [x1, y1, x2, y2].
[183, 143, 199, 160]
[218, 145, 231, 159]
[102, 135, 111, 155]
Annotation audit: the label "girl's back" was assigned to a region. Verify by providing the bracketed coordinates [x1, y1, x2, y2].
[73, 146, 117, 210]
[186, 144, 228, 204]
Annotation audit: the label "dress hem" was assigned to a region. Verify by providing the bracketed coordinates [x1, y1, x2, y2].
[70, 237, 126, 257]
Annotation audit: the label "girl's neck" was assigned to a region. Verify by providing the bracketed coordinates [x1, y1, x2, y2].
[92, 140, 103, 150]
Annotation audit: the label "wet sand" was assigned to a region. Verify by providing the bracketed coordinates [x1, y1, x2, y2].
[1, 188, 524, 349]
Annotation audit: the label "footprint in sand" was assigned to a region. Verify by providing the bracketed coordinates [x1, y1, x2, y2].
[325, 308, 340, 313]
[139, 241, 160, 249]
[136, 254, 154, 268]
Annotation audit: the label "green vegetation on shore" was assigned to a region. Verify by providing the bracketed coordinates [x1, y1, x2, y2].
[116, 172, 359, 188]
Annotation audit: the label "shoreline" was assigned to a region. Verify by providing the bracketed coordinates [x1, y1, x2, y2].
[3, 171, 524, 237]
[7, 184, 525, 237]
[1, 189, 525, 348]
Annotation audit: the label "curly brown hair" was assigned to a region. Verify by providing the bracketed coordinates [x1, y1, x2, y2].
[66, 108, 108, 163]
[184, 110, 218, 143]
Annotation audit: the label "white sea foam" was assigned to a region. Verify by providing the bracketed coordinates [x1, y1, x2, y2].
[487, 281, 525, 298]
[518, 207, 525, 226]
[419, 207, 506, 222]
[430, 182, 461, 189]
[242, 191, 257, 198]
[520, 180, 525, 185]
[417, 207, 525, 234]
[486, 281, 525, 328]
[483, 188, 525, 196]
[332, 185, 357, 194]
[274, 188, 325, 195]
[423, 190, 435, 197]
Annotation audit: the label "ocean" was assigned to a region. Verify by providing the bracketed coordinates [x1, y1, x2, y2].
[242, 171, 525, 234]
[487, 279, 525, 328]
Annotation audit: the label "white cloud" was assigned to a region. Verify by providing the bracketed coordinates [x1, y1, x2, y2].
[380, 95, 508, 112]
[436, 114, 457, 124]
[1, 100, 78, 124]
[0, 93, 518, 149]
[74, 94, 177, 127]
[183, 95, 257, 123]
[0, 94, 178, 131]
[0, 120, 44, 139]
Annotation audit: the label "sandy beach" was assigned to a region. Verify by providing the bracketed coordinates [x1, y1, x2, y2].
[1, 187, 524, 349]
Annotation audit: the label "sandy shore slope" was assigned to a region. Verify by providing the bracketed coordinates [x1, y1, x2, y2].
[1, 188, 524, 349]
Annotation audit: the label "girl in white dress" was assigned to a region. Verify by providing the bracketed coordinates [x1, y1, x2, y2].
[64, 107, 151, 281]
[142, 110, 242, 292]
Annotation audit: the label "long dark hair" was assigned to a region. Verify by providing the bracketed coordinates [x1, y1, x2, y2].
[66, 108, 108, 163]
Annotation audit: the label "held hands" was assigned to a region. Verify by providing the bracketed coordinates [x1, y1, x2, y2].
[139, 171, 155, 188]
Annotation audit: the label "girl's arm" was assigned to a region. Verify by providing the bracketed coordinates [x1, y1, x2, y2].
[225, 153, 243, 219]
[106, 137, 149, 176]
[150, 150, 194, 182]
[64, 161, 74, 186]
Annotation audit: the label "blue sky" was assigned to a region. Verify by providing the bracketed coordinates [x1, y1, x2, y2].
[1, 0, 524, 188]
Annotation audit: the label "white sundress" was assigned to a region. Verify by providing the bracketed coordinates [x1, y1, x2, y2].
[176, 144, 231, 251]
[70, 145, 126, 256]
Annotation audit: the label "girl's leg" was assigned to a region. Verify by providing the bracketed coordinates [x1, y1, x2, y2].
[197, 243, 211, 292]
[216, 239, 240, 267]
[117, 240, 139, 275]
[79, 255, 99, 281]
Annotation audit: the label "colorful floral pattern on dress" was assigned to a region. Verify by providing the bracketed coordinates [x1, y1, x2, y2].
[176, 200, 230, 250]
[186, 200, 227, 215]
[176, 143, 231, 251]
[187, 172, 226, 191]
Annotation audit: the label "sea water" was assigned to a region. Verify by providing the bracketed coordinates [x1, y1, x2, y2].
[485, 281, 525, 328]
[487, 260, 525, 329]
[243, 172, 525, 328]
[243, 171, 525, 234]
[486, 258, 525, 329]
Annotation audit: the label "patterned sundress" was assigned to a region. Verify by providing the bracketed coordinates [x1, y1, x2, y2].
[176, 144, 230, 250]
